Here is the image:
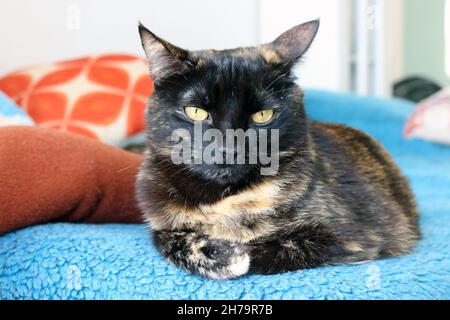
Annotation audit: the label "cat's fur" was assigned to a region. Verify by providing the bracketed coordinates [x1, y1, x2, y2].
[136, 20, 419, 279]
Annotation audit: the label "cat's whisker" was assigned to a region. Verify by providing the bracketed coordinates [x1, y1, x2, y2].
[263, 88, 293, 100]
[264, 71, 290, 91]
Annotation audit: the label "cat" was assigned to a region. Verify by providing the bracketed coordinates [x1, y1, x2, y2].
[136, 20, 420, 280]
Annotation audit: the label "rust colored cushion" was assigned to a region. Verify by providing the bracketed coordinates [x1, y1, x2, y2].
[0, 54, 154, 146]
[0, 126, 144, 235]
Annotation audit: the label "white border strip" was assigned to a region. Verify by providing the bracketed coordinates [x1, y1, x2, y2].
[446, 0, 450, 78]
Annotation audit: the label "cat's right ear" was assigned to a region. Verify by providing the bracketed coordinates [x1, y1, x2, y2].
[139, 23, 192, 83]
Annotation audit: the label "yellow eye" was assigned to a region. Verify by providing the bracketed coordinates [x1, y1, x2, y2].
[184, 107, 209, 121]
[250, 109, 274, 124]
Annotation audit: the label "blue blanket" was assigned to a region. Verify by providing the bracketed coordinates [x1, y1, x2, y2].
[0, 91, 34, 127]
[1, 90, 449, 300]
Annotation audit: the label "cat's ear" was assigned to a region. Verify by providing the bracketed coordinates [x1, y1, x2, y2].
[266, 20, 320, 65]
[139, 23, 192, 83]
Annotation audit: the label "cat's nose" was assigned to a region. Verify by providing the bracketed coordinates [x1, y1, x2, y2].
[217, 146, 238, 157]
[213, 114, 247, 132]
[213, 146, 241, 164]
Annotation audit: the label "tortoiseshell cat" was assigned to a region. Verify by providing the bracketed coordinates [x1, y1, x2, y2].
[136, 20, 419, 279]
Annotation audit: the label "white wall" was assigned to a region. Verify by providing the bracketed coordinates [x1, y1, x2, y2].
[0, 0, 259, 71]
[0, 0, 350, 91]
[259, 0, 351, 91]
[446, 0, 450, 77]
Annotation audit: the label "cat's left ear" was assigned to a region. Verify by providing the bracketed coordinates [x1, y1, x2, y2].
[265, 20, 320, 65]
[139, 23, 193, 83]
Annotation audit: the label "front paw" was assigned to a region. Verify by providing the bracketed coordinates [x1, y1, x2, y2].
[195, 239, 250, 280]
[154, 231, 250, 280]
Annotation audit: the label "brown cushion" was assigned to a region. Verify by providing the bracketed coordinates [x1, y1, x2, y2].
[0, 126, 144, 235]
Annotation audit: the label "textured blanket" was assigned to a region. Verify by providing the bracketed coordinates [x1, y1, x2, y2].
[1, 90, 449, 299]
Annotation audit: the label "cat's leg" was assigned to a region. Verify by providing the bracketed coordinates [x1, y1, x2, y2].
[248, 229, 347, 275]
[153, 230, 250, 280]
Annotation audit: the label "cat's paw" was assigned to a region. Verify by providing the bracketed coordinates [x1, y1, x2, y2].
[191, 238, 250, 280]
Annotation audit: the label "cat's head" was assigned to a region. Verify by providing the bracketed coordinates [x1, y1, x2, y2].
[139, 20, 319, 191]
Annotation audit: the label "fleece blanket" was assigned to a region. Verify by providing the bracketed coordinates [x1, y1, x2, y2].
[1, 90, 449, 300]
[0, 92, 34, 127]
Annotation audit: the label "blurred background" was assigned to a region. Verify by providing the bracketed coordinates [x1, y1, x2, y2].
[1, 0, 449, 98]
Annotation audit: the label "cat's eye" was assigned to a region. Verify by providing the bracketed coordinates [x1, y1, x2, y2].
[184, 107, 209, 121]
[250, 109, 275, 124]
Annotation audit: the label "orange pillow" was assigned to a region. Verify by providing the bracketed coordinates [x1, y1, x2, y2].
[0, 54, 154, 146]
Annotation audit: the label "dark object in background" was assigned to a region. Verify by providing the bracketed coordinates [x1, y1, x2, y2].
[394, 77, 442, 103]
[119, 132, 147, 154]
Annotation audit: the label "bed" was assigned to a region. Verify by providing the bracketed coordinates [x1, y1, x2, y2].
[1, 89, 449, 299]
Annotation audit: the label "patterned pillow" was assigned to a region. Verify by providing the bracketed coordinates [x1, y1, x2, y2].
[0, 54, 154, 146]
[0, 91, 34, 127]
[404, 88, 450, 145]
